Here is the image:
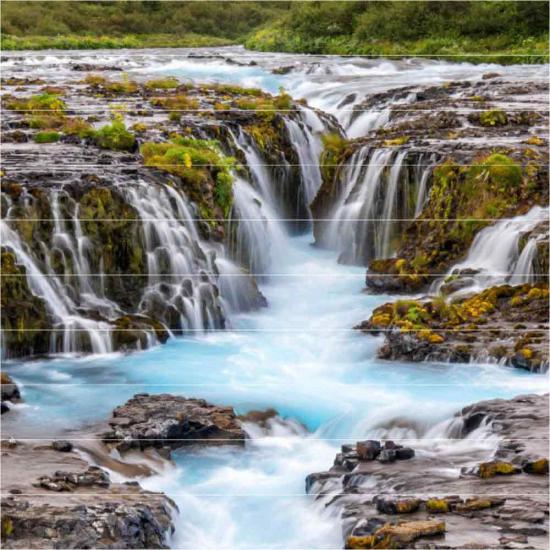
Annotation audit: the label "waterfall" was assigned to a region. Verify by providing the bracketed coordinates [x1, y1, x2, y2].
[1, 175, 247, 357]
[320, 148, 424, 265]
[283, 108, 324, 207]
[436, 205, 549, 294]
[1, 219, 114, 355]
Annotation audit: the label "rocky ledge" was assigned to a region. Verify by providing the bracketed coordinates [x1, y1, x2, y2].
[1, 372, 21, 414]
[0, 439, 175, 549]
[2, 393, 249, 548]
[102, 393, 247, 457]
[356, 283, 549, 371]
[306, 393, 549, 549]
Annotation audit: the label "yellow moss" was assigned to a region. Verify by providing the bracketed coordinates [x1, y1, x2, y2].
[425, 499, 449, 513]
[131, 122, 147, 133]
[526, 458, 549, 474]
[372, 314, 392, 327]
[383, 136, 409, 146]
[345, 535, 377, 549]
[478, 461, 518, 479]
[520, 347, 533, 359]
[526, 287, 542, 300]
[510, 295, 524, 306]
[395, 258, 407, 271]
[395, 499, 421, 513]
[525, 135, 544, 146]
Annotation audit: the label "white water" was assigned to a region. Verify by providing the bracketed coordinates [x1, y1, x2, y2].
[437, 205, 550, 294]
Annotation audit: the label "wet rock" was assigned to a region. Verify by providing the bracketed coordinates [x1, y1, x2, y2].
[523, 458, 549, 475]
[1, 496, 173, 549]
[376, 497, 420, 514]
[51, 440, 73, 453]
[33, 466, 110, 492]
[356, 440, 381, 461]
[237, 408, 278, 427]
[455, 497, 505, 512]
[477, 461, 521, 479]
[346, 519, 445, 548]
[102, 393, 247, 455]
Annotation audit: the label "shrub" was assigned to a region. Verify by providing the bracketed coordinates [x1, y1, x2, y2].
[93, 120, 136, 151]
[34, 131, 60, 143]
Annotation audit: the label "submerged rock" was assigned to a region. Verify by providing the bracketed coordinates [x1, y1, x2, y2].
[102, 393, 247, 456]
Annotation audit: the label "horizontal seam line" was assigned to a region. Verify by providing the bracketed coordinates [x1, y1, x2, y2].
[1, 328, 548, 332]
[2, 218, 548, 222]
[4, 438, 549, 442]
[0, 273, 545, 277]
[5, 108, 550, 112]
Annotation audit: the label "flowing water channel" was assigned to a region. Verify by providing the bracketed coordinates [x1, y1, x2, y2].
[2, 47, 549, 548]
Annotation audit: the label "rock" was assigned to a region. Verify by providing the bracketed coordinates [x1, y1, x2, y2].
[1, 373, 21, 402]
[1, 496, 173, 549]
[395, 447, 415, 460]
[477, 461, 521, 479]
[375, 519, 446, 543]
[356, 440, 381, 461]
[455, 497, 504, 512]
[346, 520, 446, 548]
[376, 498, 420, 514]
[237, 408, 278, 427]
[33, 466, 110, 492]
[523, 458, 549, 475]
[51, 440, 73, 453]
[102, 394, 247, 455]
[377, 448, 396, 463]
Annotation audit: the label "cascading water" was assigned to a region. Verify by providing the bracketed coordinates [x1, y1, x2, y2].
[435, 205, 550, 294]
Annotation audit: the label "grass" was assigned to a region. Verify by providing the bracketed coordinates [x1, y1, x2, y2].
[1, 33, 234, 51]
[34, 131, 60, 143]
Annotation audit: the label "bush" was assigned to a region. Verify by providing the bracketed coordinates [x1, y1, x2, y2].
[34, 131, 60, 143]
[93, 120, 136, 151]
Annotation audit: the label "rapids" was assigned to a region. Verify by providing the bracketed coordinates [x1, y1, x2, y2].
[2, 47, 549, 548]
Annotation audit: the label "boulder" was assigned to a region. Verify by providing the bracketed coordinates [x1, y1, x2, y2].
[102, 393, 247, 456]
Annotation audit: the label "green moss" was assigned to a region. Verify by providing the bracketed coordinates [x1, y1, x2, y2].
[84, 74, 139, 95]
[93, 120, 136, 151]
[34, 131, 60, 143]
[145, 77, 180, 90]
[151, 94, 200, 111]
[62, 117, 94, 138]
[1, 248, 51, 358]
[4, 92, 66, 112]
[478, 109, 508, 126]
[141, 136, 234, 223]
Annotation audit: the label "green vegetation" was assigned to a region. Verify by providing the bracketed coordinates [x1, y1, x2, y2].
[34, 131, 60, 143]
[82, 74, 139, 95]
[478, 109, 509, 127]
[141, 136, 234, 217]
[1, 1, 284, 50]
[4, 92, 66, 112]
[93, 120, 136, 151]
[246, 1, 549, 63]
[145, 77, 180, 90]
[3, 1, 546, 60]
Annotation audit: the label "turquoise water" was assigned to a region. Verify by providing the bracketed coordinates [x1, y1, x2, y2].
[4, 233, 546, 549]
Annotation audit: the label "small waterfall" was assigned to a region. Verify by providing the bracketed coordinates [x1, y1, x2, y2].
[320, 148, 425, 265]
[1, 219, 114, 355]
[437, 205, 549, 294]
[283, 108, 324, 207]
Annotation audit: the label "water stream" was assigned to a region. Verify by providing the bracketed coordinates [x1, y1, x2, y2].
[2, 48, 549, 548]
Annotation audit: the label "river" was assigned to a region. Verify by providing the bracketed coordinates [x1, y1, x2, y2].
[1, 46, 548, 548]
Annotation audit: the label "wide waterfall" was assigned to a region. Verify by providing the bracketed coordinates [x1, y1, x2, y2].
[317, 147, 433, 265]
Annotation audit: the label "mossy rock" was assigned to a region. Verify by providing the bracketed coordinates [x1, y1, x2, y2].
[1, 248, 51, 358]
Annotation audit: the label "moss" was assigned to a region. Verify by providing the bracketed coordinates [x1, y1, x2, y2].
[524, 458, 549, 475]
[478, 461, 519, 479]
[145, 77, 180, 90]
[141, 135, 234, 225]
[383, 136, 409, 146]
[345, 535, 377, 549]
[84, 74, 139, 95]
[477, 109, 508, 126]
[425, 498, 449, 513]
[151, 94, 200, 111]
[1, 248, 51, 358]
[525, 135, 545, 146]
[4, 92, 66, 112]
[34, 131, 60, 143]
[320, 132, 348, 184]
[93, 120, 136, 151]
[62, 117, 94, 138]
[131, 122, 148, 133]
[27, 113, 65, 129]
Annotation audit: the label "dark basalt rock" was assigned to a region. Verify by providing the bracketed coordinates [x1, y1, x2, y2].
[102, 393, 247, 456]
[1, 497, 173, 549]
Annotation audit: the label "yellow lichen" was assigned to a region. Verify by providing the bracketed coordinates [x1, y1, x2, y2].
[425, 498, 449, 513]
